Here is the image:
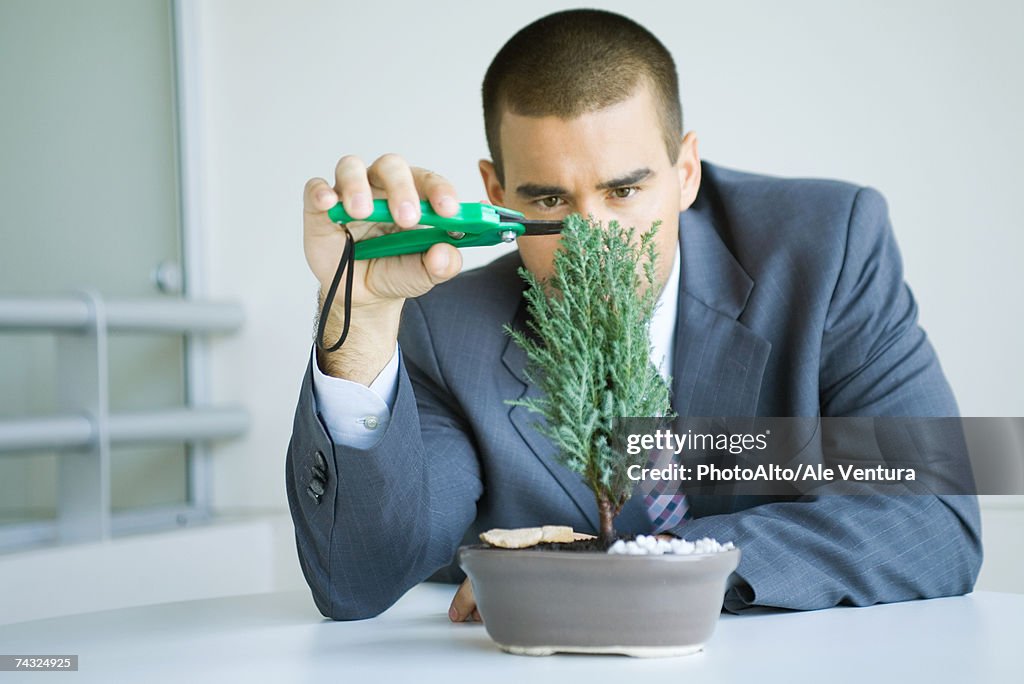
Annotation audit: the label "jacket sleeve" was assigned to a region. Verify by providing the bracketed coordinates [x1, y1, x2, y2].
[286, 298, 483, 620]
[672, 187, 983, 612]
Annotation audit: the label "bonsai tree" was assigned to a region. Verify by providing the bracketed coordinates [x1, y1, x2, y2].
[506, 214, 673, 545]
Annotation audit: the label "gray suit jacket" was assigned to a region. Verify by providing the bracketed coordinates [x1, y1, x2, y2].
[286, 161, 982, 620]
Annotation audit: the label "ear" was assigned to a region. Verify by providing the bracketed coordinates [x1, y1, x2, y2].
[478, 159, 505, 205]
[676, 131, 702, 211]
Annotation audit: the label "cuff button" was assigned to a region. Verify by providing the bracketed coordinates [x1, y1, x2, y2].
[306, 486, 322, 504]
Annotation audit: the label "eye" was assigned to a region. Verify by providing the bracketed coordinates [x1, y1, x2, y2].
[611, 186, 639, 199]
[535, 196, 564, 209]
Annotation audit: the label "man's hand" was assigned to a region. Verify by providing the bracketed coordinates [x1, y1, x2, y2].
[448, 578, 482, 623]
[303, 154, 464, 384]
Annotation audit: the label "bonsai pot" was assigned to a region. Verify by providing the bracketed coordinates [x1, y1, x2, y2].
[458, 545, 740, 657]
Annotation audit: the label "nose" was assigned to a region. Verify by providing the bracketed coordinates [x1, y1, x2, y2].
[575, 198, 612, 225]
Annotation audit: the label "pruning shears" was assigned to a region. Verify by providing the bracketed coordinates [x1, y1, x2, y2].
[327, 199, 564, 259]
[317, 199, 562, 354]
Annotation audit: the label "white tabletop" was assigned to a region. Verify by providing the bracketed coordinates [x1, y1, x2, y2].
[0, 584, 1019, 683]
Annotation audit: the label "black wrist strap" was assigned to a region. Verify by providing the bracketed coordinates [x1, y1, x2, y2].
[316, 227, 355, 352]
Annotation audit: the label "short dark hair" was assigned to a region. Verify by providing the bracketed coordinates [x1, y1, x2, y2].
[482, 9, 683, 186]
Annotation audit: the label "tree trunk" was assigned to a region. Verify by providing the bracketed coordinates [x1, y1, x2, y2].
[597, 495, 616, 546]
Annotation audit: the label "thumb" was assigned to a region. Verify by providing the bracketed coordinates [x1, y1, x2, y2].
[422, 243, 462, 283]
[366, 244, 462, 300]
[449, 578, 478, 622]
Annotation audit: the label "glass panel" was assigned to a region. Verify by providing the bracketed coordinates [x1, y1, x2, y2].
[0, 453, 58, 525]
[108, 334, 188, 512]
[0, 334, 59, 524]
[0, 0, 185, 529]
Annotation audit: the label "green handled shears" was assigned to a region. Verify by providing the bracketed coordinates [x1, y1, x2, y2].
[328, 199, 564, 259]
[317, 199, 562, 354]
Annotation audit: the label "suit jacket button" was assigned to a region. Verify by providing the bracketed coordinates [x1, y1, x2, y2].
[311, 464, 327, 482]
[306, 485, 322, 504]
[313, 450, 327, 471]
[309, 478, 325, 497]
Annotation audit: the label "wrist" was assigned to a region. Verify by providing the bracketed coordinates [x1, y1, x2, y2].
[315, 296, 403, 384]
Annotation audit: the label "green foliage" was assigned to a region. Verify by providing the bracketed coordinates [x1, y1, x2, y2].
[506, 214, 673, 534]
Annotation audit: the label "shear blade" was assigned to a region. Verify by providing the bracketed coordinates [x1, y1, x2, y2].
[519, 220, 564, 236]
[493, 205, 563, 235]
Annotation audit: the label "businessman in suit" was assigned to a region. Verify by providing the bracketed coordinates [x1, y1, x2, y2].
[288, 9, 982, 621]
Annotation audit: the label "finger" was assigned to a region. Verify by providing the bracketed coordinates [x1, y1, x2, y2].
[367, 153, 421, 228]
[471, 608, 483, 623]
[303, 177, 338, 214]
[411, 166, 460, 217]
[364, 243, 462, 300]
[334, 155, 374, 219]
[448, 578, 476, 623]
[303, 177, 343, 240]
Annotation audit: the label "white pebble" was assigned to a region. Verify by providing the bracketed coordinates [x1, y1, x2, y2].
[606, 535, 734, 556]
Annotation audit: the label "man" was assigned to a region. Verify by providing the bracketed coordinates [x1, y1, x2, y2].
[288, 9, 981, 621]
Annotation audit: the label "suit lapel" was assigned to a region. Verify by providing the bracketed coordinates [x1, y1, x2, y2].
[672, 199, 772, 518]
[502, 304, 602, 530]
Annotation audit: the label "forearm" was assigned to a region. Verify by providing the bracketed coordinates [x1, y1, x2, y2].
[675, 493, 982, 613]
[287, 359, 481, 620]
[315, 289, 403, 385]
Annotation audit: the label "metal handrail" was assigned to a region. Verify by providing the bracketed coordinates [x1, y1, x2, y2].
[0, 408, 250, 453]
[0, 292, 247, 545]
[0, 294, 248, 454]
[0, 296, 243, 333]
[0, 415, 93, 452]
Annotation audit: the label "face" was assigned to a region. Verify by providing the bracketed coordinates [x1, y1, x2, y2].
[479, 80, 701, 292]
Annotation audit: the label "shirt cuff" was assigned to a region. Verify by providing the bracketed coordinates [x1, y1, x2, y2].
[310, 343, 400, 448]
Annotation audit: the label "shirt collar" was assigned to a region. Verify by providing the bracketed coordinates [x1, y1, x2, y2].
[649, 244, 680, 382]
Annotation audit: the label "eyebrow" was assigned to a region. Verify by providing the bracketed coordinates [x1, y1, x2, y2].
[595, 168, 653, 190]
[515, 183, 568, 199]
[514, 168, 654, 198]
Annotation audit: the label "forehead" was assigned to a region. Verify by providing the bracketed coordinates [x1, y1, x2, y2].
[498, 83, 669, 182]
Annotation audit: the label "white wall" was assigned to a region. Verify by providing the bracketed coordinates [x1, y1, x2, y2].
[188, 1, 1023, 588]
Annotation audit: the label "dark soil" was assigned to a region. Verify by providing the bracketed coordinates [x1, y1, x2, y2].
[535, 538, 613, 552]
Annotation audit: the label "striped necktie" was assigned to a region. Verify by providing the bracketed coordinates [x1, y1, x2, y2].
[643, 446, 690, 534]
